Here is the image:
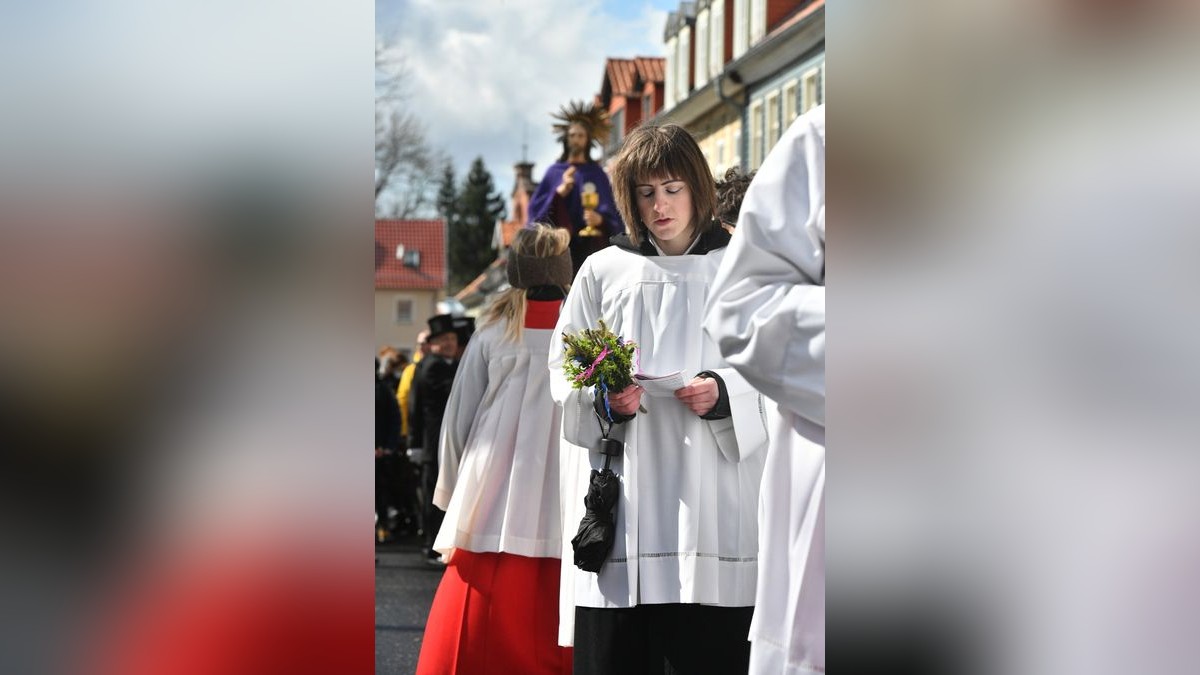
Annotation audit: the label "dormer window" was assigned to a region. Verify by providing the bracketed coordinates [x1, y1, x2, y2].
[395, 244, 421, 268]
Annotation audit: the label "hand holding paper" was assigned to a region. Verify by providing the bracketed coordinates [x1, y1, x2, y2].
[634, 370, 688, 397]
[674, 376, 719, 417]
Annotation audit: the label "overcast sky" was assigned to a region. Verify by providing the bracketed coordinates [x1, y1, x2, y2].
[376, 0, 679, 215]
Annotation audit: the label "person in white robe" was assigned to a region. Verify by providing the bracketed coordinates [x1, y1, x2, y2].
[704, 105, 826, 675]
[549, 123, 769, 675]
[416, 225, 575, 675]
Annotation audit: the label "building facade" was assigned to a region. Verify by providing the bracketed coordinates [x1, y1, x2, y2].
[375, 219, 447, 353]
[658, 0, 824, 176]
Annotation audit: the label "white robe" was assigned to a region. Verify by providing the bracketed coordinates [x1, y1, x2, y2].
[549, 241, 770, 645]
[433, 319, 564, 559]
[704, 105, 826, 675]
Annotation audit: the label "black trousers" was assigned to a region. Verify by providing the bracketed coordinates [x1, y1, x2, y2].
[375, 453, 420, 534]
[574, 603, 753, 675]
[374, 453, 398, 523]
[418, 462, 444, 556]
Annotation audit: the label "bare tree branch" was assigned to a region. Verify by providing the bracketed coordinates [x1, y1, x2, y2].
[375, 40, 411, 106]
[375, 38, 441, 218]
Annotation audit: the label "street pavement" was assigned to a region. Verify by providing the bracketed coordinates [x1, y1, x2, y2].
[375, 537, 445, 674]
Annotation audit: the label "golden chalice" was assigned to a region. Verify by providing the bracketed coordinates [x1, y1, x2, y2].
[578, 183, 603, 237]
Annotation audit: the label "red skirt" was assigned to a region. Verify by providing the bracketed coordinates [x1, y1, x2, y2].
[416, 550, 572, 675]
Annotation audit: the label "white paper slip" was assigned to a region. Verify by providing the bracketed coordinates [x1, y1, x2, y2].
[634, 370, 688, 397]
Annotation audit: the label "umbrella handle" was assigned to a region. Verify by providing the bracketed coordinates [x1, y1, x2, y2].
[597, 435, 621, 471]
[593, 411, 621, 471]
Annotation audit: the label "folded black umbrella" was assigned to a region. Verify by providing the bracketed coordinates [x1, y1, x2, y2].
[571, 467, 619, 572]
[571, 432, 622, 572]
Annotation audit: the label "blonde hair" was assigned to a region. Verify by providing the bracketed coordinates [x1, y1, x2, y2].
[610, 123, 718, 247]
[481, 223, 571, 343]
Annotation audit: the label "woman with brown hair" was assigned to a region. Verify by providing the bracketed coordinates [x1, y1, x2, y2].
[416, 224, 575, 675]
[549, 123, 769, 674]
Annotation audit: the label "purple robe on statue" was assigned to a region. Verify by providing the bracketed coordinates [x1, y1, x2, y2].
[526, 161, 624, 274]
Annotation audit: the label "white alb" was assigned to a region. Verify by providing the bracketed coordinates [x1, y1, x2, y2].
[550, 240, 770, 646]
[704, 105, 826, 675]
[433, 319, 565, 559]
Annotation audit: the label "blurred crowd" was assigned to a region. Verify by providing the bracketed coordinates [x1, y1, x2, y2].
[375, 314, 475, 561]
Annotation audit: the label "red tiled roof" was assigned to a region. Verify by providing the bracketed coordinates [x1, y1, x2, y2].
[606, 59, 637, 96]
[604, 57, 665, 97]
[635, 57, 665, 85]
[375, 219, 446, 290]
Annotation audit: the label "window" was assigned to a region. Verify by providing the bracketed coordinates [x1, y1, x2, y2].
[710, 0, 724, 75]
[643, 93, 653, 120]
[733, 0, 749, 58]
[665, 37, 677, 109]
[695, 10, 709, 87]
[802, 66, 823, 113]
[750, 0, 766, 46]
[732, 126, 741, 169]
[677, 28, 691, 101]
[783, 80, 799, 124]
[749, 100, 763, 169]
[403, 249, 421, 268]
[395, 299, 413, 325]
[766, 91, 781, 150]
[610, 108, 625, 150]
[716, 138, 726, 167]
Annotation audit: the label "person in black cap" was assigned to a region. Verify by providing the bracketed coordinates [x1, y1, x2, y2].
[407, 313, 460, 562]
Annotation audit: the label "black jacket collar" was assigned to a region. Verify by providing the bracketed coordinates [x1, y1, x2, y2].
[610, 226, 730, 257]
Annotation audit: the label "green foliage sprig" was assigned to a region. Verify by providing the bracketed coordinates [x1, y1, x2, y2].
[562, 319, 637, 392]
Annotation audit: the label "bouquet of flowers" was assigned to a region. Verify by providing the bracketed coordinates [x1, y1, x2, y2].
[562, 319, 640, 420]
[563, 318, 637, 390]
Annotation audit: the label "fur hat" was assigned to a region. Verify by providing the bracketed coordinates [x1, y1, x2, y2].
[507, 240, 573, 289]
[426, 314, 457, 339]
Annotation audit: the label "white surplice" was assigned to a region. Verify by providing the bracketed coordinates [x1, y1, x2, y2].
[433, 319, 564, 559]
[704, 105, 826, 675]
[549, 239, 770, 646]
